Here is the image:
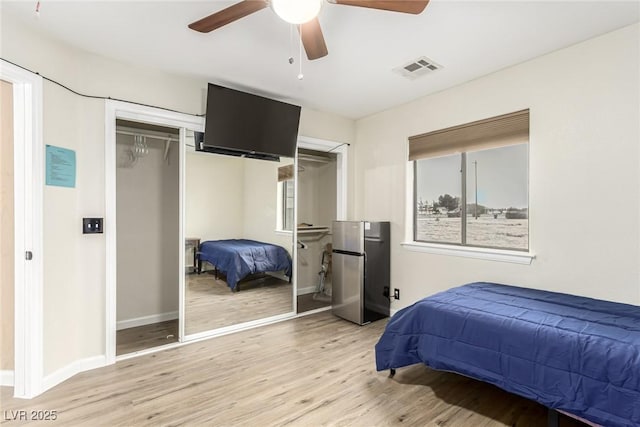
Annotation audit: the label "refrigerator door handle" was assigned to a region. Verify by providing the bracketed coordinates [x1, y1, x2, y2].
[364, 237, 384, 243]
[332, 249, 364, 257]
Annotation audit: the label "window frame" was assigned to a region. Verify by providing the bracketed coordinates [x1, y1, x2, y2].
[405, 144, 534, 265]
[275, 178, 294, 234]
[282, 179, 294, 232]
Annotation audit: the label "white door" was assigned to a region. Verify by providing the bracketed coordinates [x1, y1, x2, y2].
[1, 61, 45, 398]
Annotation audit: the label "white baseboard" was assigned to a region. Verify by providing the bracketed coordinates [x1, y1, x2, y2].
[116, 311, 178, 331]
[42, 355, 106, 394]
[296, 306, 332, 317]
[0, 370, 14, 387]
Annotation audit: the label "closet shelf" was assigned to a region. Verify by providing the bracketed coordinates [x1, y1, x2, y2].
[297, 226, 331, 235]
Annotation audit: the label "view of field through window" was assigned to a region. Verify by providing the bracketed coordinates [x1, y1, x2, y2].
[415, 144, 528, 251]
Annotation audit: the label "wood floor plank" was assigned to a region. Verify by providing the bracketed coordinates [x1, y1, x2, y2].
[1, 312, 587, 426]
[116, 320, 178, 355]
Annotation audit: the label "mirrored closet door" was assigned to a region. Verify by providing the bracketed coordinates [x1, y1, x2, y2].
[183, 131, 295, 336]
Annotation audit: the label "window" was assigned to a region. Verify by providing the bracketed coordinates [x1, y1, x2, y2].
[282, 179, 294, 231]
[410, 110, 529, 252]
[277, 164, 295, 232]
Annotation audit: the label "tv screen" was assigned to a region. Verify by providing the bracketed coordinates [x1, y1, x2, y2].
[201, 83, 301, 159]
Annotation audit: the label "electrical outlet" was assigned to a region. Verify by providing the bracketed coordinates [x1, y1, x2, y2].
[394, 288, 400, 300]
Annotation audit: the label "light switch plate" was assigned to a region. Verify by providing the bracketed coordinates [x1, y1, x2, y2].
[83, 218, 103, 234]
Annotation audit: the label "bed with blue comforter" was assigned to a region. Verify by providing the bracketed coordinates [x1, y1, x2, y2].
[375, 282, 640, 427]
[197, 239, 292, 291]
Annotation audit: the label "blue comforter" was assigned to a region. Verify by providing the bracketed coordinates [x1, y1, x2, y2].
[198, 239, 292, 291]
[375, 282, 640, 426]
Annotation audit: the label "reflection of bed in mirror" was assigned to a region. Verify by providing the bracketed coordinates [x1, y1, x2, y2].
[197, 239, 292, 292]
[184, 148, 295, 335]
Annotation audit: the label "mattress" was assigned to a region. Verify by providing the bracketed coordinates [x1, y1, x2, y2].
[198, 239, 292, 290]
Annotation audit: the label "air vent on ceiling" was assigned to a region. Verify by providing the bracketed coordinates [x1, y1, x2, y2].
[394, 56, 443, 80]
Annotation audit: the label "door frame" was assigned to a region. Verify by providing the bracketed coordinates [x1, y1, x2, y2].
[104, 100, 204, 364]
[1, 61, 45, 398]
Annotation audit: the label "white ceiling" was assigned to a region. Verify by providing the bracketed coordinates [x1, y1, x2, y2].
[3, 1, 639, 119]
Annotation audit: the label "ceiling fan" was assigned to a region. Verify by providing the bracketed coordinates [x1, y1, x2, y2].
[188, 0, 430, 60]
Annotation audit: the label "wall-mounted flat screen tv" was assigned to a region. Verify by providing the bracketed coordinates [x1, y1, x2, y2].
[199, 83, 301, 160]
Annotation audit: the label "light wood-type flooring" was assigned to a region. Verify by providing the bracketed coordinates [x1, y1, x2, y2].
[118, 273, 322, 356]
[1, 312, 586, 426]
[116, 294, 327, 357]
[116, 320, 179, 356]
[185, 272, 292, 335]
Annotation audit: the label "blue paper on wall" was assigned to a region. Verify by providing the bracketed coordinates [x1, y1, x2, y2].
[46, 145, 76, 188]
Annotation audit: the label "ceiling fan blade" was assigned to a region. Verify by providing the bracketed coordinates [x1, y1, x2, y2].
[188, 0, 268, 33]
[331, 0, 429, 14]
[299, 18, 328, 60]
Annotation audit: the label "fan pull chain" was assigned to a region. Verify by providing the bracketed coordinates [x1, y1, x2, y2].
[286, 23, 304, 80]
[288, 24, 294, 65]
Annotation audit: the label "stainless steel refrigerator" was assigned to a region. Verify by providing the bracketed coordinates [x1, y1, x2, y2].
[332, 221, 390, 325]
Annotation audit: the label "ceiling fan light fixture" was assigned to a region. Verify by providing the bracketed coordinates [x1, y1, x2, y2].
[272, 0, 322, 24]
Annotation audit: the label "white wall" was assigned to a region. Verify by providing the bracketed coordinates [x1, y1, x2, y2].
[42, 84, 106, 376]
[116, 135, 179, 325]
[1, 18, 355, 380]
[185, 152, 245, 241]
[354, 24, 640, 310]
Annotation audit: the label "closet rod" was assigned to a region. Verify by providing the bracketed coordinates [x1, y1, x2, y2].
[116, 129, 179, 143]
